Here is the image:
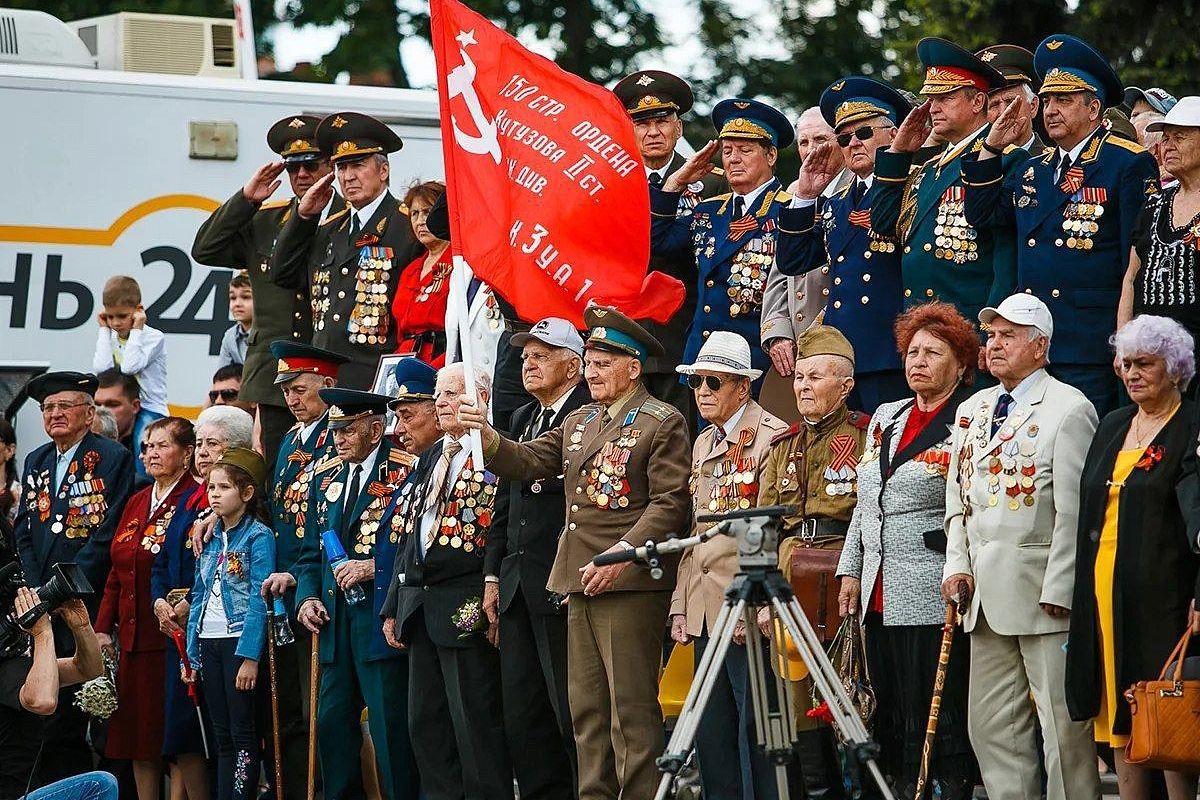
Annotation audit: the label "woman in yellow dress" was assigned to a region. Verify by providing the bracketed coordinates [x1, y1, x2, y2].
[1066, 314, 1200, 799]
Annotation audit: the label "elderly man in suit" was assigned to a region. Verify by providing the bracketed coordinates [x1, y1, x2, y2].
[481, 318, 590, 799]
[14, 370, 135, 783]
[669, 332, 787, 800]
[943, 293, 1100, 800]
[459, 305, 692, 800]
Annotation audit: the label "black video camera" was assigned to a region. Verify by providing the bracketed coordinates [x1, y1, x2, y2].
[0, 561, 93, 658]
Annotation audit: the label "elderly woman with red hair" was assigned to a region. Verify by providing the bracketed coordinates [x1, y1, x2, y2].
[836, 302, 981, 799]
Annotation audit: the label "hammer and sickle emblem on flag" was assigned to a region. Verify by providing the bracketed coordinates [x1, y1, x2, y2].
[447, 30, 502, 164]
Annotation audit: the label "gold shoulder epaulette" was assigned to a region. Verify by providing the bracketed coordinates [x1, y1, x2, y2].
[398, 202, 411, 217]
[320, 208, 350, 227]
[314, 455, 343, 474]
[773, 190, 793, 203]
[710, 166, 725, 177]
[707, 192, 733, 203]
[639, 398, 674, 421]
[1105, 136, 1147, 155]
[260, 198, 291, 210]
[1003, 144, 1020, 154]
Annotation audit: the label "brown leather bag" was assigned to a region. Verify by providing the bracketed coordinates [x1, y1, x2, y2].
[1124, 628, 1200, 771]
[786, 541, 844, 643]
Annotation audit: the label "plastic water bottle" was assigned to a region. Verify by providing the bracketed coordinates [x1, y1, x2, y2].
[270, 597, 295, 646]
[321, 530, 366, 606]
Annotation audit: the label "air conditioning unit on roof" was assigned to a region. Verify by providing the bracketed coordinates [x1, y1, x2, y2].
[67, 11, 241, 78]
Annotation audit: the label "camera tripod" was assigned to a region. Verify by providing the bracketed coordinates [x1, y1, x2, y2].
[593, 506, 893, 800]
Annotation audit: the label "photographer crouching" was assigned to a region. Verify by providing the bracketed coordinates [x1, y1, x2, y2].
[1, 585, 115, 800]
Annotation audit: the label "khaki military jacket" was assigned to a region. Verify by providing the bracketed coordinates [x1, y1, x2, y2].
[488, 384, 691, 594]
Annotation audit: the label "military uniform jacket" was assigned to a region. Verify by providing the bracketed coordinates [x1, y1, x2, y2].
[269, 192, 423, 389]
[650, 178, 792, 375]
[672, 401, 787, 637]
[484, 382, 592, 616]
[15, 433, 135, 598]
[488, 384, 691, 594]
[836, 388, 972, 626]
[295, 438, 415, 662]
[962, 128, 1159, 365]
[643, 154, 724, 375]
[944, 370, 1098, 636]
[776, 184, 903, 375]
[270, 414, 339, 578]
[871, 131, 1026, 322]
[382, 438, 501, 648]
[191, 191, 334, 405]
[757, 405, 867, 534]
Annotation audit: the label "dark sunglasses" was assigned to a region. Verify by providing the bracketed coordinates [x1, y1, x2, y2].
[836, 125, 885, 148]
[209, 389, 239, 402]
[285, 159, 328, 174]
[687, 374, 725, 391]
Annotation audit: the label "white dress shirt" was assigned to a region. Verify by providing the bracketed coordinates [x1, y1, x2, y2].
[54, 438, 84, 492]
[350, 190, 388, 234]
[343, 442, 382, 517]
[791, 174, 874, 209]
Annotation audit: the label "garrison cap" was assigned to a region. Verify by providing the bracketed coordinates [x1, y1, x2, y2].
[214, 447, 268, 488]
[917, 37, 1006, 95]
[319, 388, 392, 430]
[612, 70, 694, 122]
[712, 98, 795, 149]
[794, 325, 856, 367]
[976, 44, 1037, 87]
[26, 371, 99, 403]
[1034, 34, 1123, 108]
[270, 341, 348, 385]
[317, 112, 404, 165]
[266, 115, 324, 163]
[583, 305, 664, 362]
[820, 76, 911, 131]
[388, 359, 437, 408]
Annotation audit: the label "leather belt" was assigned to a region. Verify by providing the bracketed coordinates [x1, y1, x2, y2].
[787, 518, 849, 543]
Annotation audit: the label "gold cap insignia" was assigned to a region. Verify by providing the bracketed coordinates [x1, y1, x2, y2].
[330, 115, 349, 128]
[831, 81, 845, 91]
[397, 384, 409, 394]
[733, 101, 751, 109]
[592, 327, 608, 339]
[593, 308, 608, 318]
[284, 139, 312, 154]
[980, 50, 997, 62]
[1038, 67, 1097, 95]
[834, 100, 888, 129]
[288, 117, 306, 128]
[329, 405, 344, 418]
[276, 359, 291, 373]
[719, 117, 772, 141]
[1046, 40, 1064, 50]
[636, 74, 655, 87]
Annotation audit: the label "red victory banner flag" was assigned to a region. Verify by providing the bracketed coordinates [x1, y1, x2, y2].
[430, 0, 685, 327]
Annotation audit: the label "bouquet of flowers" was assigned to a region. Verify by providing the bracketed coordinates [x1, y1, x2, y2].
[451, 597, 486, 639]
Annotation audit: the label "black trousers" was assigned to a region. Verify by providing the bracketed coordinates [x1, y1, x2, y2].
[257, 625, 313, 799]
[259, 403, 296, 477]
[499, 590, 576, 799]
[200, 637, 260, 800]
[407, 616, 512, 800]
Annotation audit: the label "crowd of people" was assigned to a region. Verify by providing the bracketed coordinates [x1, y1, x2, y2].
[2, 25, 1200, 800]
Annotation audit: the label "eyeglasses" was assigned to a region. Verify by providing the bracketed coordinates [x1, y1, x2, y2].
[285, 160, 328, 174]
[686, 374, 725, 391]
[836, 125, 890, 148]
[40, 401, 91, 415]
[209, 389, 239, 403]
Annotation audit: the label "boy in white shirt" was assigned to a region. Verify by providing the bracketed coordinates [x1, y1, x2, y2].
[92, 275, 168, 474]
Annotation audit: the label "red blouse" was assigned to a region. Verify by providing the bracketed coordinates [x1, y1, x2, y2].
[95, 474, 198, 653]
[868, 399, 947, 614]
[391, 247, 452, 367]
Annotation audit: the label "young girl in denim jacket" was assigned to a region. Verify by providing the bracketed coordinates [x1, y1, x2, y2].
[186, 447, 275, 800]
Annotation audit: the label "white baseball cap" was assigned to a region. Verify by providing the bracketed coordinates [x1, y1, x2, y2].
[978, 293, 1054, 338]
[1146, 96, 1200, 132]
[510, 317, 585, 357]
[676, 331, 762, 380]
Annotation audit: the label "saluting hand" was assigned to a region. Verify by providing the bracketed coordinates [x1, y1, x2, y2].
[794, 141, 843, 200]
[242, 161, 286, 204]
[662, 139, 720, 193]
[889, 101, 933, 155]
[983, 98, 1026, 157]
[298, 171, 336, 220]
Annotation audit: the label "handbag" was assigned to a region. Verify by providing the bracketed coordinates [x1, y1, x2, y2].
[784, 538, 844, 643]
[825, 615, 876, 735]
[1123, 627, 1200, 771]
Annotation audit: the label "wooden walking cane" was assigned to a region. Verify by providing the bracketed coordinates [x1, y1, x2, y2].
[913, 596, 961, 800]
[266, 619, 283, 800]
[308, 640, 320, 800]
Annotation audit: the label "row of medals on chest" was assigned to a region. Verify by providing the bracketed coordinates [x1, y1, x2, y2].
[30, 460, 106, 537]
[438, 465, 498, 552]
[934, 196, 980, 263]
[727, 241, 772, 317]
[976, 417, 1040, 510]
[582, 431, 638, 508]
[348, 255, 393, 344]
[1056, 201, 1104, 250]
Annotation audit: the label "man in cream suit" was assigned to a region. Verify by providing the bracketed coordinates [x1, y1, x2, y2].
[669, 332, 788, 800]
[942, 294, 1100, 800]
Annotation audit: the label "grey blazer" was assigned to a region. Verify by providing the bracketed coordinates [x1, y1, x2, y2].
[836, 390, 970, 626]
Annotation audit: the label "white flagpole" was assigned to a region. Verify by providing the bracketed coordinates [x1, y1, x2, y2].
[232, 0, 259, 80]
[452, 254, 486, 467]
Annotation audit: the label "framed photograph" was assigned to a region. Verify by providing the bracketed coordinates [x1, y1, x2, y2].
[371, 353, 413, 398]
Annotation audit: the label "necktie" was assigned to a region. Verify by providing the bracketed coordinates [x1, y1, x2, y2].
[851, 180, 866, 206]
[424, 440, 463, 548]
[649, 172, 663, 187]
[1054, 152, 1070, 185]
[732, 196, 746, 219]
[991, 393, 1013, 437]
[342, 465, 362, 532]
[348, 213, 361, 244]
[531, 407, 555, 439]
[714, 426, 727, 444]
